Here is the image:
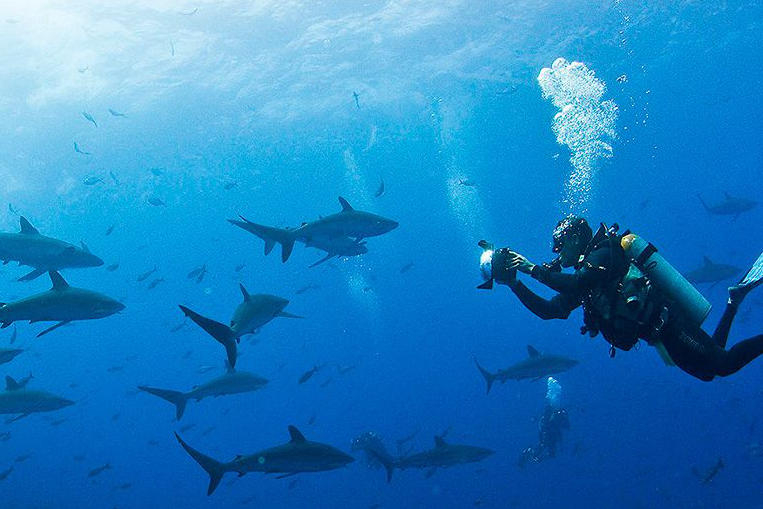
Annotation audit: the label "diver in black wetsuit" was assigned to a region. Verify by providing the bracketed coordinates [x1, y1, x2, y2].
[492, 216, 763, 382]
[519, 406, 569, 467]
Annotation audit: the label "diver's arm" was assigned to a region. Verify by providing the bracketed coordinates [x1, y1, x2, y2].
[529, 249, 609, 294]
[507, 280, 580, 320]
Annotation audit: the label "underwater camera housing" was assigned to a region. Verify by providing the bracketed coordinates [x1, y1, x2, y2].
[477, 240, 515, 289]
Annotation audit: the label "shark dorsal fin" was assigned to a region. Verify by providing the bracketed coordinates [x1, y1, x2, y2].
[338, 196, 354, 212]
[5, 376, 20, 391]
[239, 284, 251, 301]
[703, 256, 713, 266]
[49, 271, 70, 290]
[19, 217, 39, 235]
[80, 241, 90, 253]
[527, 345, 541, 358]
[434, 436, 447, 447]
[288, 425, 306, 443]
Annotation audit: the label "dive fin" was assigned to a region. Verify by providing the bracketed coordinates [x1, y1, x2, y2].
[138, 386, 189, 420]
[473, 357, 495, 394]
[36, 321, 70, 337]
[174, 433, 226, 496]
[179, 305, 237, 368]
[17, 268, 45, 282]
[739, 250, 763, 287]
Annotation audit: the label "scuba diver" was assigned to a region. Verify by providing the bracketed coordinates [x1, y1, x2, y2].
[519, 377, 569, 467]
[480, 216, 763, 381]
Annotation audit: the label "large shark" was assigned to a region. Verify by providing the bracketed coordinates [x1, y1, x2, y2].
[0, 217, 104, 281]
[698, 193, 757, 218]
[369, 435, 493, 482]
[138, 367, 268, 420]
[0, 376, 74, 422]
[685, 256, 742, 286]
[179, 284, 301, 368]
[0, 271, 125, 337]
[0, 348, 23, 366]
[474, 346, 580, 394]
[175, 426, 355, 495]
[229, 196, 397, 263]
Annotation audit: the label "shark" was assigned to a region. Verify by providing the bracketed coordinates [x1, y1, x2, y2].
[304, 236, 368, 268]
[685, 256, 742, 286]
[0, 377, 74, 422]
[0, 217, 104, 281]
[175, 426, 355, 495]
[0, 271, 125, 337]
[138, 367, 268, 420]
[369, 435, 493, 482]
[229, 196, 397, 263]
[474, 346, 580, 394]
[179, 284, 301, 368]
[0, 349, 23, 366]
[698, 193, 757, 218]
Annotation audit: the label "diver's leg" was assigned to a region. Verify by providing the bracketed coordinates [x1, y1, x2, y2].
[711, 303, 738, 349]
[716, 335, 763, 377]
[659, 328, 716, 382]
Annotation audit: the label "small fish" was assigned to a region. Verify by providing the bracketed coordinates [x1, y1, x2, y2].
[147, 197, 166, 207]
[109, 171, 120, 185]
[0, 432, 11, 442]
[88, 462, 112, 478]
[8, 203, 19, 215]
[399, 262, 414, 274]
[178, 7, 198, 15]
[106, 366, 123, 373]
[616, 74, 628, 83]
[9, 325, 17, 345]
[148, 439, 160, 446]
[298, 365, 324, 384]
[201, 426, 216, 436]
[234, 262, 246, 272]
[296, 284, 317, 295]
[111, 413, 120, 421]
[106, 262, 119, 272]
[50, 418, 67, 426]
[181, 350, 192, 360]
[82, 112, 98, 127]
[320, 378, 333, 388]
[77, 65, 90, 73]
[84, 176, 104, 186]
[149, 167, 164, 176]
[147, 277, 165, 290]
[108, 109, 127, 118]
[0, 467, 12, 481]
[136, 266, 157, 282]
[693, 457, 725, 485]
[353, 91, 360, 109]
[308, 413, 317, 425]
[105, 225, 115, 236]
[73, 142, 91, 155]
[224, 181, 238, 190]
[73, 455, 85, 462]
[458, 178, 475, 187]
[187, 265, 207, 283]
[170, 40, 175, 56]
[114, 483, 133, 491]
[336, 364, 356, 375]
[179, 423, 196, 433]
[170, 321, 187, 333]
[374, 177, 385, 198]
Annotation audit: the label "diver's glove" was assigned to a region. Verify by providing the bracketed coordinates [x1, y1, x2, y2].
[491, 248, 517, 285]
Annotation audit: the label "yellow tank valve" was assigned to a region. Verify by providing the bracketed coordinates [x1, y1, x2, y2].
[621, 233, 637, 251]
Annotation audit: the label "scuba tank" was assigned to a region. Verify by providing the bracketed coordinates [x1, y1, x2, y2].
[621, 233, 711, 328]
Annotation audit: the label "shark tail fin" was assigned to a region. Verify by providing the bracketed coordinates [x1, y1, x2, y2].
[697, 193, 711, 213]
[178, 306, 237, 368]
[174, 433, 226, 496]
[138, 386, 188, 420]
[281, 238, 295, 263]
[367, 448, 395, 483]
[473, 356, 495, 394]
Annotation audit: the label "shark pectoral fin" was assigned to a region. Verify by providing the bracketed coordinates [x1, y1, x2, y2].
[308, 254, 333, 268]
[424, 467, 438, 479]
[18, 268, 45, 282]
[276, 472, 299, 479]
[36, 321, 71, 338]
[278, 311, 303, 319]
[5, 413, 30, 424]
[264, 239, 276, 256]
[281, 239, 295, 262]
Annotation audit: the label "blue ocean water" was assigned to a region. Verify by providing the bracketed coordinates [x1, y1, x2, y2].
[1, 1, 762, 508]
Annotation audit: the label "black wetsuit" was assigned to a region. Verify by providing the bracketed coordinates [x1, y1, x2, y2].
[508, 244, 763, 381]
[519, 406, 569, 466]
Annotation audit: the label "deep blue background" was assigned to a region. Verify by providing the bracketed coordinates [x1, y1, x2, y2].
[0, 1, 762, 508]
